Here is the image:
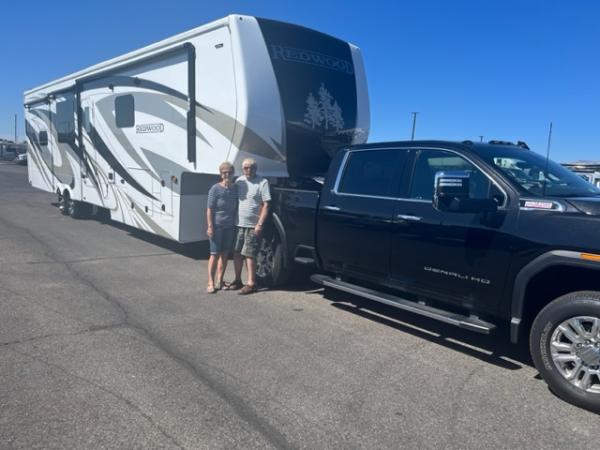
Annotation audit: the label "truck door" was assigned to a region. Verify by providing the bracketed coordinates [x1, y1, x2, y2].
[390, 148, 514, 311]
[317, 148, 407, 281]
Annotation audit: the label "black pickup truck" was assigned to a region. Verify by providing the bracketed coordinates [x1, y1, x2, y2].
[260, 139, 600, 412]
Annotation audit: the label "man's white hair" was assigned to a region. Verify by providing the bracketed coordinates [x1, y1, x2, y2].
[242, 158, 257, 168]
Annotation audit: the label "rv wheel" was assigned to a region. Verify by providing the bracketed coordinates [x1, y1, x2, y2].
[59, 192, 69, 215]
[68, 198, 90, 219]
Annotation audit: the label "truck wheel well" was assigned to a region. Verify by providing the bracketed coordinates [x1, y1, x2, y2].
[521, 265, 600, 335]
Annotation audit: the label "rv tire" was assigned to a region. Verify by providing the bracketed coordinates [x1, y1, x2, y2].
[58, 192, 69, 215]
[67, 197, 90, 219]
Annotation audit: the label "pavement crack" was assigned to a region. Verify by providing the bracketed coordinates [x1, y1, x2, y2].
[0, 323, 127, 348]
[0, 215, 294, 449]
[21, 251, 175, 266]
[9, 347, 186, 450]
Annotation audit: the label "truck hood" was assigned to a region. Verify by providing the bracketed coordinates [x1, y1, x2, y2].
[566, 197, 600, 216]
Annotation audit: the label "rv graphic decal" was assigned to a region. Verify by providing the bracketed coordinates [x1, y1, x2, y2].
[303, 84, 345, 132]
[269, 45, 354, 75]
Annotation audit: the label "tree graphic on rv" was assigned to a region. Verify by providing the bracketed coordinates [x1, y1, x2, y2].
[304, 84, 344, 132]
[304, 93, 323, 129]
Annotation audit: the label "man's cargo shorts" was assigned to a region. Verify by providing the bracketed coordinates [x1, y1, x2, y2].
[234, 227, 261, 258]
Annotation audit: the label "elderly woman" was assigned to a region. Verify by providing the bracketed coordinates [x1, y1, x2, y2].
[206, 161, 237, 293]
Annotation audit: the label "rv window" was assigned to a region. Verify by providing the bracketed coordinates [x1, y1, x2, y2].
[56, 98, 75, 143]
[338, 149, 404, 197]
[83, 107, 91, 133]
[115, 95, 135, 128]
[39, 131, 48, 146]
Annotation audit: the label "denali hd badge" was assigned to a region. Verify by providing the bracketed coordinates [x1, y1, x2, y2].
[424, 266, 491, 285]
[136, 123, 164, 134]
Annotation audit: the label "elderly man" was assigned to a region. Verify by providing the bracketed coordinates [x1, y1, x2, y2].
[228, 158, 271, 295]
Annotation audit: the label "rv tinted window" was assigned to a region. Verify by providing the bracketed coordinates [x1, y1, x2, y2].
[338, 149, 404, 197]
[115, 95, 134, 128]
[39, 131, 48, 146]
[56, 98, 75, 143]
[83, 107, 91, 133]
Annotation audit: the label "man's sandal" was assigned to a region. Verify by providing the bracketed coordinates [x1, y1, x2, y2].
[238, 284, 257, 295]
[224, 280, 243, 291]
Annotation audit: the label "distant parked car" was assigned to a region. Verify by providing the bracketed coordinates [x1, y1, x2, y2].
[15, 153, 27, 165]
[1, 150, 16, 161]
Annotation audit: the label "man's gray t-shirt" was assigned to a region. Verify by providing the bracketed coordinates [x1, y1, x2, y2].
[207, 183, 237, 228]
[235, 175, 271, 227]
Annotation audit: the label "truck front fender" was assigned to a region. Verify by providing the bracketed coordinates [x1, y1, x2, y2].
[511, 250, 600, 343]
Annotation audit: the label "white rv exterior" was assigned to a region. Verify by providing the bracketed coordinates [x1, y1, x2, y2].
[24, 15, 369, 242]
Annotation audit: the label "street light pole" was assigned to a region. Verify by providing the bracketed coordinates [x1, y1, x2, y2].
[14, 114, 17, 143]
[411, 112, 418, 140]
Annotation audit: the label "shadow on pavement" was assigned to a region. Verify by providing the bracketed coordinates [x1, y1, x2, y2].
[84, 208, 211, 260]
[70, 204, 535, 373]
[312, 286, 535, 372]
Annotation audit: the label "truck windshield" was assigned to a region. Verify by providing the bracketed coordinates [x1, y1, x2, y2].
[480, 147, 600, 197]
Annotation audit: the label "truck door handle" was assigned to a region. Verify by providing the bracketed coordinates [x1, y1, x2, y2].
[397, 214, 422, 221]
[323, 205, 341, 211]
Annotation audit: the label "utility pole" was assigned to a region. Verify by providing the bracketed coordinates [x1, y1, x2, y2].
[14, 114, 17, 143]
[479, 135, 484, 142]
[411, 112, 418, 140]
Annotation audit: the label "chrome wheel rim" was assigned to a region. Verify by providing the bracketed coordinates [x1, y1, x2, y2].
[256, 239, 274, 278]
[550, 316, 600, 394]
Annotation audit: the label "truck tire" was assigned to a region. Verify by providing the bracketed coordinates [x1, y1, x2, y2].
[256, 231, 289, 287]
[530, 291, 600, 413]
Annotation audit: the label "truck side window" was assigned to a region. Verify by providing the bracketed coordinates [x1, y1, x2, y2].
[410, 150, 499, 201]
[115, 95, 135, 128]
[338, 149, 404, 197]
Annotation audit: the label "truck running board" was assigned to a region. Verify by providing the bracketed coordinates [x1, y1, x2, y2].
[311, 274, 496, 334]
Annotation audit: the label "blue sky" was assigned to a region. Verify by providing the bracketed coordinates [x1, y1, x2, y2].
[1, 0, 598, 162]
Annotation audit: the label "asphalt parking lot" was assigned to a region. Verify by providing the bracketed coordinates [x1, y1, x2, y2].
[0, 163, 598, 449]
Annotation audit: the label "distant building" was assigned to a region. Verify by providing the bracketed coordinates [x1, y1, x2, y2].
[562, 160, 600, 187]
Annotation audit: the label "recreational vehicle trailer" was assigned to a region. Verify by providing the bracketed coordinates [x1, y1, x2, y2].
[23, 15, 369, 256]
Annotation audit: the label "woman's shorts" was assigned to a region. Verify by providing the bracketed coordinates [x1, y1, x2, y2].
[209, 227, 235, 255]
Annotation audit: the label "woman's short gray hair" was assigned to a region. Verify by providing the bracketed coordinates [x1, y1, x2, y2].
[219, 161, 234, 173]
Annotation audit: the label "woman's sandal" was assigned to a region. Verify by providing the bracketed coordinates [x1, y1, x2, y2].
[223, 279, 243, 291]
[206, 285, 217, 294]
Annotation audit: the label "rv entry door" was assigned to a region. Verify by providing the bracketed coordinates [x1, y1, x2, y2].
[80, 97, 103, 206]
